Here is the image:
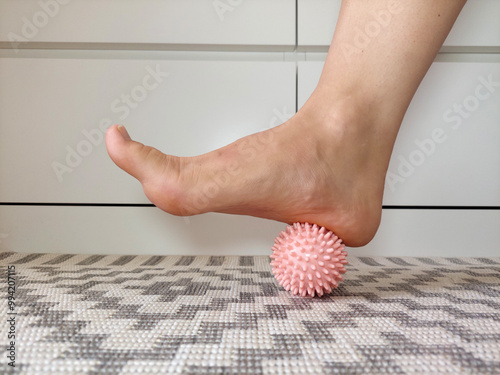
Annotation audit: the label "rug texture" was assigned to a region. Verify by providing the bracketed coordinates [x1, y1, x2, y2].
[1, 252, 499, 374]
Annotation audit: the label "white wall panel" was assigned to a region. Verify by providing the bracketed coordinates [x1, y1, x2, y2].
[0, 0, 498, 258]
[298, 0, 340, 48]
[298, 0, 500, 49]
[0, 206, 498, 257]
[298, 61, 500, 206]
[0, 57, 296, 203]
[0, 206, 287, 256]
[357, 209, 500, 257]
[0, 0, 295, 49]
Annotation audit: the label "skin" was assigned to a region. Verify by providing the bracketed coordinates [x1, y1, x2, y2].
[105, 0, 467, 247]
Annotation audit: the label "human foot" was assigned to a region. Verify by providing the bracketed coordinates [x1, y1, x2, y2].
[105, 95, 392, 247]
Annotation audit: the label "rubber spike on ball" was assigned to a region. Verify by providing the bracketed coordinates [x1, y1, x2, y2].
[270, 222, 348, 297]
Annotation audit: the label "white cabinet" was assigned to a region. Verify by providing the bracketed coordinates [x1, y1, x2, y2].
[0, 57, 296, 203]
[0, 0, 498, 257]
[298, 0, 500, 49]
[1, 206, 498, 256]
[298, 0, 341, 48]
[298, 61, 500, 206]
[0, 0, 295, 49]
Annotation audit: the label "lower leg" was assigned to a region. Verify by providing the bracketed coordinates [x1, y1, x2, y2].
[105, 0, 466, 247]
[309, 0, 467, 153]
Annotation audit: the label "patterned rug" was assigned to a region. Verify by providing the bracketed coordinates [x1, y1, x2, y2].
[1, 252, 499, 374]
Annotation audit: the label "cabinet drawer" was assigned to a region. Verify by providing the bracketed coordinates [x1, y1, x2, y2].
[0, 57, 296, 202]
[298, 0, 500, 49]
[0, 206, 498, 256]
[298, 61, 500, 206]
[0, 0, 295, 49]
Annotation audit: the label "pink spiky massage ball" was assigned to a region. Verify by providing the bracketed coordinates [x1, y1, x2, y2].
[270, 222, 348, 297]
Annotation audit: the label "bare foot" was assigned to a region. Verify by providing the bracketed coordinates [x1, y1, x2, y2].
[105, 92, 393, 247]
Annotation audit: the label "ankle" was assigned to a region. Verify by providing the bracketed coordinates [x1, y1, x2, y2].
[297, 90, 373, 143]
[300, 87, 400, 165]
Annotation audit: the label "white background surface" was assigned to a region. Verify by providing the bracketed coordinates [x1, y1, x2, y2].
[0, 0, 295, 48]
[0, 0, 499, 256]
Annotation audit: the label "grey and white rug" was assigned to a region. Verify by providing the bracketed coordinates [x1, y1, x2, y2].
[1, 252, 499, 374]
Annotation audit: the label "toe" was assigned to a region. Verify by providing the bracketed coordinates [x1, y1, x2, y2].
[105, 125, 189, 214]
[105, 125, 176, 184]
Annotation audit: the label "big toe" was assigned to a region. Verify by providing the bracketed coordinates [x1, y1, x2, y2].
[105, 125, 188, 212]
[105, 125, 172, 183]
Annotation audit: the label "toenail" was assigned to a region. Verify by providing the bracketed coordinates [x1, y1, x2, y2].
[117, 124, 131, 140]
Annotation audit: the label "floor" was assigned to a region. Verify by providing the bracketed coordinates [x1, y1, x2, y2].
[1, 252, 499, 374]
